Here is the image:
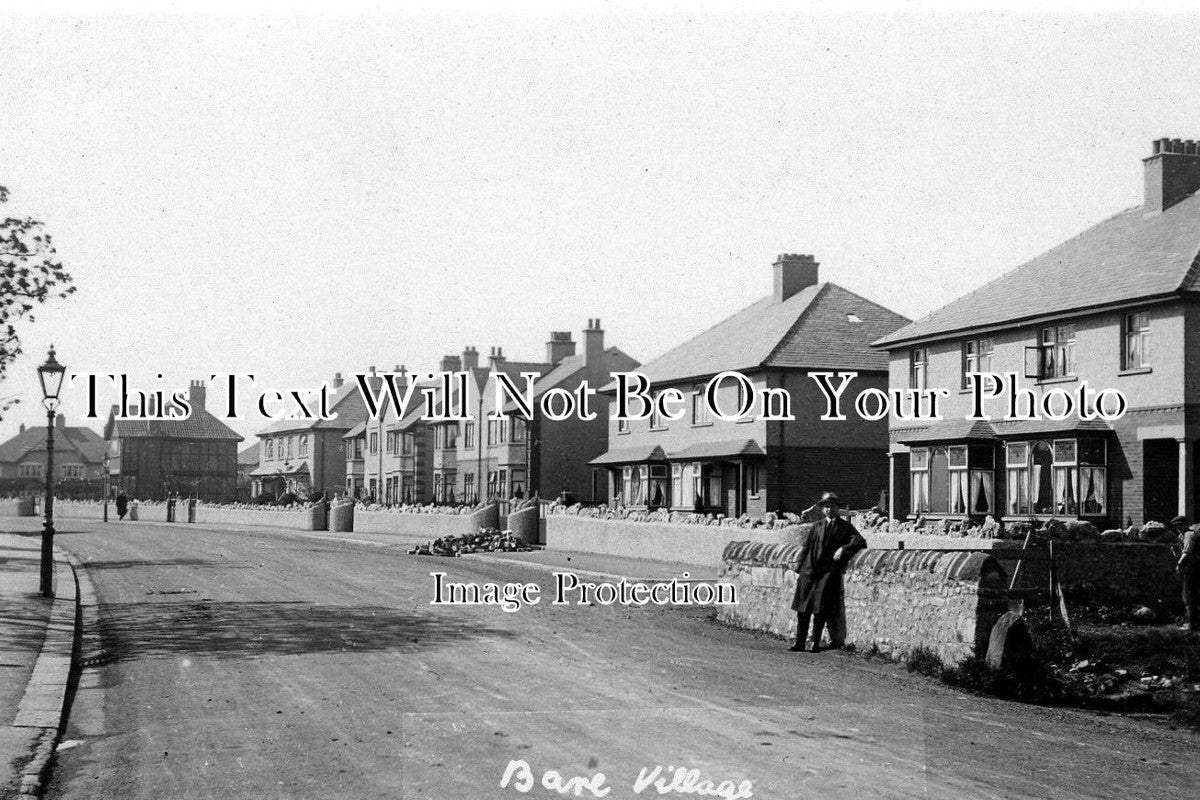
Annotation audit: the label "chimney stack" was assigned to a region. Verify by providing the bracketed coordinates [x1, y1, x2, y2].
[19, 423, 25, 435]
[462, 346, 480, 370]
[56, 413, 65, 430]
[773, 254, 819, 303]
[1144, 137, 1200, 215]
[332, 372, 344, 390]
[582, 318, 605, 367]
[440, 354, 463, 373]
[189, 379, 207, 412]
[546, 331, 576, 365]
[488, 347, 507, 368]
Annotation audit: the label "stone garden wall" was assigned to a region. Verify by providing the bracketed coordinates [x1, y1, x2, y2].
[195, 504, 327, 531]
[352, 503, 500, 538]
[0, 498, 36, 516]
[545, 515, 796, 566]
[717, 541, 1009, 666]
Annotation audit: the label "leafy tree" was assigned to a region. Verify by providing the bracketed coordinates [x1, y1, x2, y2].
[0, 185, 76, 412]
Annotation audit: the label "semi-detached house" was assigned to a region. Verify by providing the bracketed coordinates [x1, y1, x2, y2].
[591, 254, 910, 516]
[874, 137, 1200, 527]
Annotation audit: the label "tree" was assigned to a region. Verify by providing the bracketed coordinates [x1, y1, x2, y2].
[0, 185, 76, 414]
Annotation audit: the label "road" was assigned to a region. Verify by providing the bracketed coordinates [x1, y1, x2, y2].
[25, 520, 1197, 800]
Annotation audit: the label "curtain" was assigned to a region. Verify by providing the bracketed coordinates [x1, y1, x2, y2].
[970, 471, 992, 514]
[1031, 465, 1041, 505]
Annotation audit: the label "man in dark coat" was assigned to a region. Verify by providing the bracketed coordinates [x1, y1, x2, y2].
[115, 492, 128, 521]
[1173, 515, 1199, 633]
[789, 491, 866, 652]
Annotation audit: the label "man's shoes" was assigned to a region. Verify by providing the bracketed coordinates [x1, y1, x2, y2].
[788, 643, 805, 652]
[810, 644, 823, 653]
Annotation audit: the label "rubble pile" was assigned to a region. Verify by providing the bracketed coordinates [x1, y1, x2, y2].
[408, 527, 534, 557]
[1050, 657, 1200, 707]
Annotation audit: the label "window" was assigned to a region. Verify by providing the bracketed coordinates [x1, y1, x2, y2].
[385, 432, 396, 454]
[512, 418, 526, 442]
[747, 464, 761, 497]
[487, 419, 508, 446]
[691, 385, 710, 426]
[402, 433, 414, 455]
[1006, 438, 1105, 517]
[691, 462, 722, 509]
[1039, 324, 1076, 378]
[671, 464, 683, 506]
[648, 465, 668, 507]
[350, 437, 363, 460]
[909, 448, 930, 514]
[625, 466, 645, 506]
[1122, 312, 1150, 370]
[433, 474, 443, 502]
[62, 464, 85, 479]
[463, 421, 475, 449]
[649, 394, 664, 430]
[962, 337, 995, 389]
[463, 473, 476, 504]
[910, 348, 928, 389]
[617, 417, 629, 434]
[266, 439, 274, 460]
[498, 469, 507, 497]
[369, 433, 379, 454]
[286, 436, 294, 459]
[511, 469, 526, 497]
[18, 463, 44, 478]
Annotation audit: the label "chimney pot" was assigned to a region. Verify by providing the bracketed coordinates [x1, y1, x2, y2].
[461, 346, 480, 370]
[189, 380, 207, 412]
[582, 319, 605, 367]
[1144, 136, 1200, 215]
[773, 253, 820, 302]
[19, 423, 25, 435]
[332, 372, 344, 389]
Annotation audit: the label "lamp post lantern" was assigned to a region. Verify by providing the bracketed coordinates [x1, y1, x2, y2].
[37, 345, 66, 598]
[102, 454, 111, 522]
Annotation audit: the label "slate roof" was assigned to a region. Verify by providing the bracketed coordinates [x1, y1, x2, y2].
[0, 424, 108, 464]
[502, 347, 641, 413]
[614, 283, 909, 388]
[875, 190, 1200, 347]
[668, 439, 766, 460]
[894, 417, 1113, 444]
[258, 380, 368, 435]
[106, 406, 242, 442]
[237, 444, 260, 466]
[893, 419, 999, 444]
[590, 444, 667, 465]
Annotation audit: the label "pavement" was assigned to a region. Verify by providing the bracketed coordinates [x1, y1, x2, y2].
[0, 516, 1188, 800]
[0, 530, 81, 798]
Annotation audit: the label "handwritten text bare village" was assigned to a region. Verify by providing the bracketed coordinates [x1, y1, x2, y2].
[71, 370, 1129, 425]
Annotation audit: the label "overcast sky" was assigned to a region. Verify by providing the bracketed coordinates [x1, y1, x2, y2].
[1, 8, 1197, 442]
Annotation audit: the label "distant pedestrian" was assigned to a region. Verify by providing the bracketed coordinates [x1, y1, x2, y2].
[1172, 515, 1199, 633]
[790, 491, 866, 652]
[115, 492, 128, 520]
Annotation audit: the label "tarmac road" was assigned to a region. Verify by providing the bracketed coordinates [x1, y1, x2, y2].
[33, 520, 1200, 800]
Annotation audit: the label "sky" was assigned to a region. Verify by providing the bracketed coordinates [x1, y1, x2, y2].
[1, 6, 1199, 443]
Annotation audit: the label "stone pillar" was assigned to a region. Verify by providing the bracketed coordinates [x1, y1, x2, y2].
[1179, 438, 1194, 518]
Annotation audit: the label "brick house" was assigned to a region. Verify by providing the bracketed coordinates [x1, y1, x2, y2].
[236, 442, 259, 500]
[420, 325, 637, 504]
[251, 372, 368, 499]
[104, 380, 242, 501]
[592, 254, 909, 516]
[0, 416, 108, 496]
[346, 366, 436, 504]
[873, 137, 1200, 527]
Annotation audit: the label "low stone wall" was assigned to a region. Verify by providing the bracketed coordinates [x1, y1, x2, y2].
[352, 503, 500, 537]
[508, 503, 540, 545]
[545, 515, 797, 566]
[53, 500, 104, 520]
[0, 498, 35, 517]
[195, 505, 327, 531]
[717, 541, 1009, 666]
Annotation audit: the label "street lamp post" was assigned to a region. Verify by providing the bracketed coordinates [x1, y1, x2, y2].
[37, 346, 66, 598]
[102, 454, 111, 522]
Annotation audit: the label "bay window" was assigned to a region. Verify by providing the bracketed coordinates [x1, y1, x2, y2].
[911, 444, 994, 516]
[648, 465, 669, 507]
[1006, 438, 1106, 517]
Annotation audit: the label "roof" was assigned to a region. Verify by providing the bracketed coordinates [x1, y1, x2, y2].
[105, 406, 242, 442]
[668, 439, 765, 460]
[342, 421, 367, 440]
[237, 444, 260, 466]
[0, 424, 108, 464]
[249, 459, 311, 477]
[589, 444, 667, 465]
[895, 417, 1113, 445]
[609, 282, 909, 388]
[258, 380, 368, 435]
[502, 347, 641, 413]
[875, 190, 1200, 347]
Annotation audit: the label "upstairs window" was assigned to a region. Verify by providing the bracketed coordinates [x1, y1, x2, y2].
[265, 439, 274, 460]
[910, 348, 928, 389]
[649, 393, 664, 430]
[691, 385, 710, 426]
[617, 417, 630, 434]
[962, 337, 995, 389]
[1039, 324, 1075, 379]
[1122, 311, 1150, 370]
[463, 421, 475, 449]
[299, 436, 308, 457]
[369, 432, 378, 454]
